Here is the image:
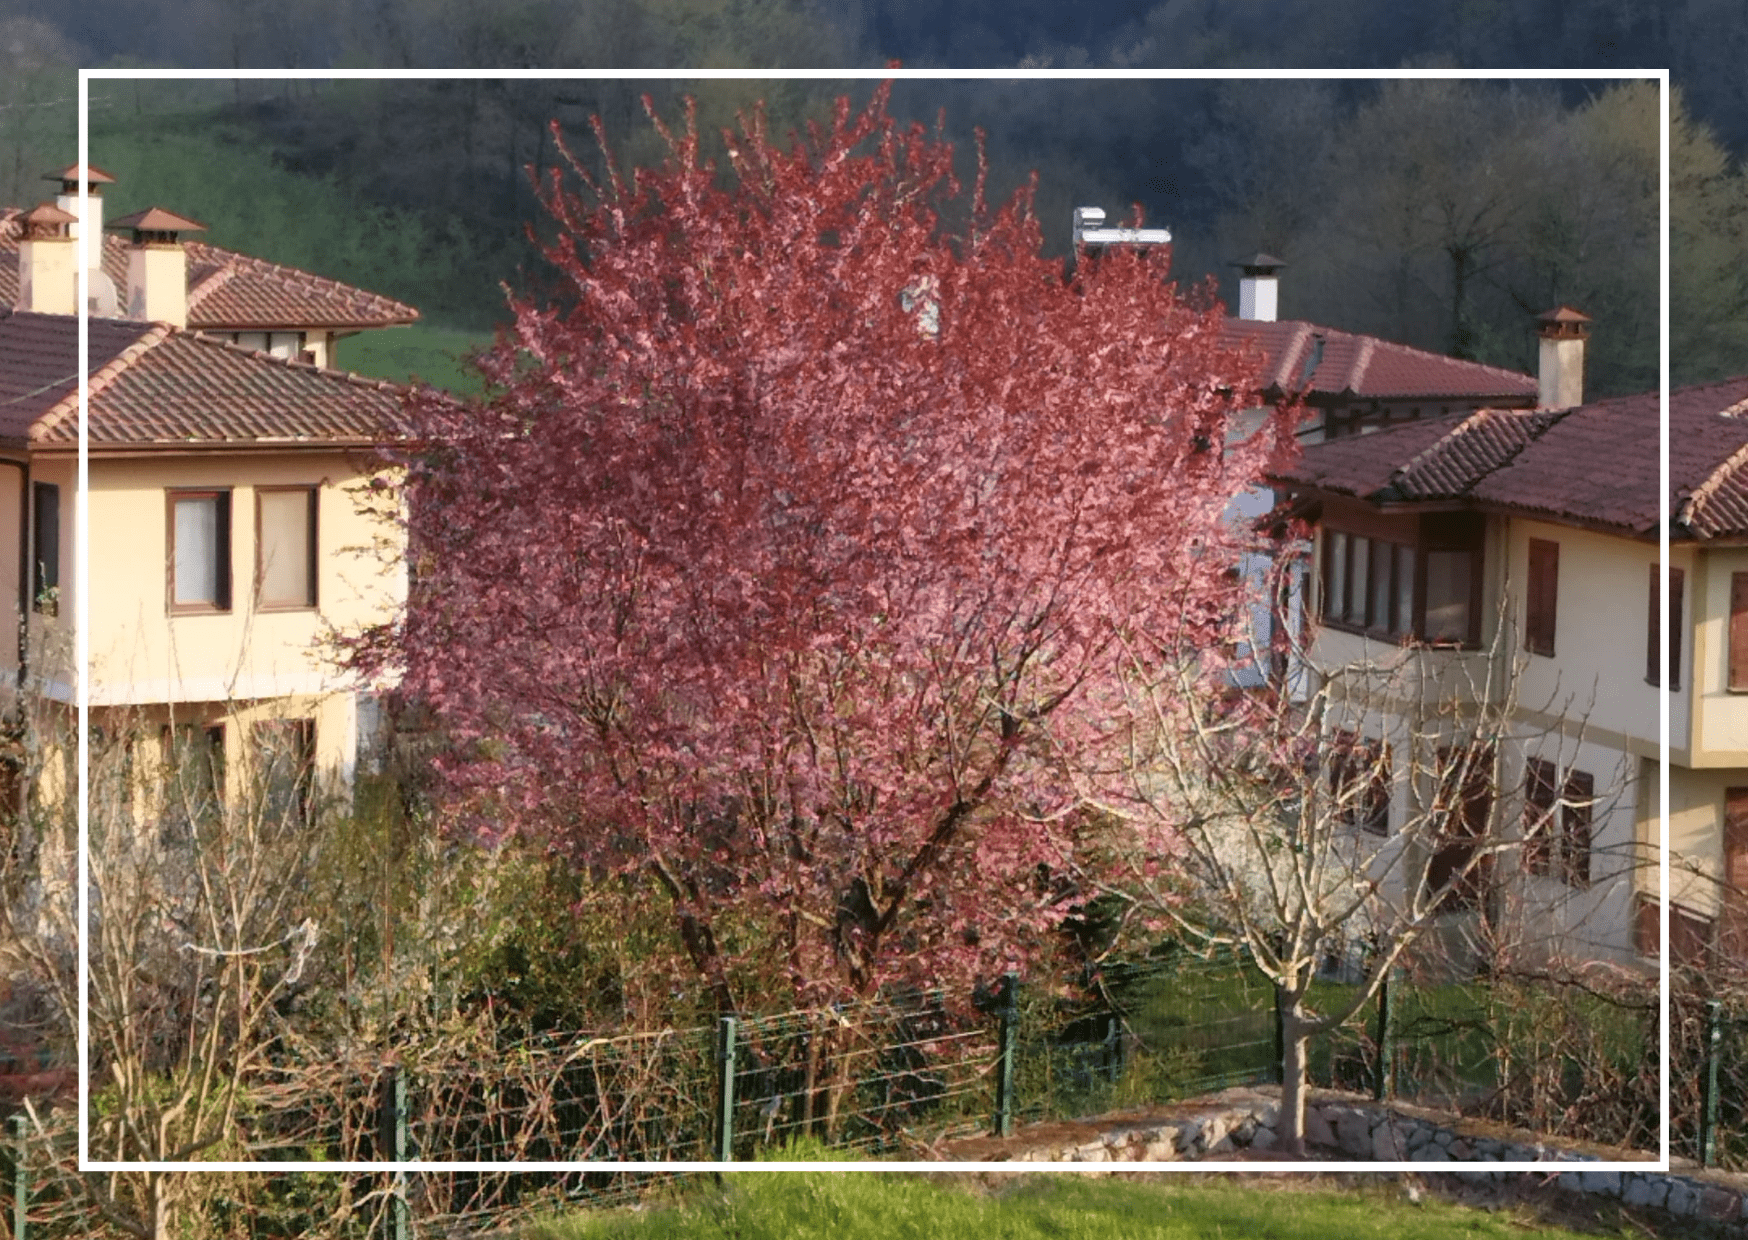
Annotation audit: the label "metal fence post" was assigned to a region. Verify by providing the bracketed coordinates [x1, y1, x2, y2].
[1373, 968, 1396, 1101]
[1105, 1012, 1124, 1084]
[10, 1113, 25, 1240]
[993, 971, 1019, 1138]
[715, 1016, 737, 1162]
[379, 1066, 409, 1240]
[1700, 999, 1723, 1168]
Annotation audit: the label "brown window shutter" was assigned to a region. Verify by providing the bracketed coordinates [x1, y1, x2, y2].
[1724, 789, 1748, 962]
[1561, 769, 1593, 888]
[1731, 572, 1748, 691]
[1648, 564, 1684, 689]
[1635, 896, 1660, 957]
[1672, 567, 1685, 691]
[1526, 539, 1558, 657]
[1523, 758, 1557, 875]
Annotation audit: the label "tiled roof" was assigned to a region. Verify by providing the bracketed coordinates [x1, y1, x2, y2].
[1224, 318, 1538, 404]
[1271, 376, 1748, 541]
[0, 215, 419, 330]
[0, 309, 407, 449]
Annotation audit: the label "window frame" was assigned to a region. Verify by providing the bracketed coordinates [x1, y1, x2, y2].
[166, 489, 233, 614]
[254, 485, 319, 612]
[1318, 511, 1482, 648]
[1523, 759, 1591, 887]
[31, 480, 58, 616]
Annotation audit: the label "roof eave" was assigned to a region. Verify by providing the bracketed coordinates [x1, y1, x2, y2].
[33, 437, 400, 458]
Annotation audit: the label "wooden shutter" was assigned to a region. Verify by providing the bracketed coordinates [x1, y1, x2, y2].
[1522, 759, 1557, 875]
[1561, 769, 1593, 888]
[1723, 789, 1748, 962]
[1731, 573, 1748, 691]
[1525, 539, 1558, 657]
[1429, 745, 1494, 910]
[1648, 564, 1685, 689]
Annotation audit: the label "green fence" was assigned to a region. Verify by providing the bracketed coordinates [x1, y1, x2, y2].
[1, 953, 1678, 1238]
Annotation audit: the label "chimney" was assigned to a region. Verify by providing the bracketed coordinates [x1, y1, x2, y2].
[1233, 253, 1286, 322]
[1072, 205, 1171, 248]
[107, 207, 206, 328]
[1536, 306, 1591, 410]
[47, 163, 116, 277]
[15, 203, 78, 315]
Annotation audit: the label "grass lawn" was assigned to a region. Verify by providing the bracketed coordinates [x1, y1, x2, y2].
[335, 322, 497, 396]
[517, 1160, 1615, 1240]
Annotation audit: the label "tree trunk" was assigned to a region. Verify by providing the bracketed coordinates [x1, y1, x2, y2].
[1277, 1001, 1311, 1157]
[148, 1173, 172, 1240]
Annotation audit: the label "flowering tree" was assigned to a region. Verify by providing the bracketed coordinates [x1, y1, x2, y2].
[357, 86, 1290, 1019]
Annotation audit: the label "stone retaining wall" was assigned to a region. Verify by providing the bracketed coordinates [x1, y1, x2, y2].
[995, 1087, 1748, 1226]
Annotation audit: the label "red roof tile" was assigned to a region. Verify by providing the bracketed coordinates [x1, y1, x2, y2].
[107, 206, 207, 234]
[1224, 318, 1538, 403]
[1271, 376, 1748, 541]
[0, 217, 419, 331]
[0, 309, 407, 450]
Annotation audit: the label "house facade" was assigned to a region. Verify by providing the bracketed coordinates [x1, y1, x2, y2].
[1, 167, 410, 820]
[1270, 326, 1746, 969]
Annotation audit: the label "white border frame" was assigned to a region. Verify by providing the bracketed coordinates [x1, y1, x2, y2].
[75, 65, 1671, 1175]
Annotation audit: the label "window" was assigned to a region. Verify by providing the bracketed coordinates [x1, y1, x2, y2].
[164, 722, 225, 827]
[1730, 573, 1748, 692]
[233, 331, 305, 359]
[1330, 732, 1390, 836]
[1525, 538, 1558, 657]
[31, 481, 58, 616]
[1636, 896, 1714, 965]
[168, 490, 232, 612]
[1319, 512, 1480, 646]
[1320, 531, 1415, 638]
[256, 487, 318, 610]
[1523, 760, 1592, 887]
[1647, 563, 1684, 688]
[252, 718, 315, 825]
[1427, 745, 1494, 910]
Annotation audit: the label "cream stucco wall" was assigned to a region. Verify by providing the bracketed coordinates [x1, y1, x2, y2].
[74, 450, 404, 709]
[1688, 545, 1748, 766]
[33, 449, 408, 807]
[1504, 519, 1678, 759]
[1662, 763, 1748, 920]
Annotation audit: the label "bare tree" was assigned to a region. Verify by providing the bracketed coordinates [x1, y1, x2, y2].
[1, 707, 335, 1240]
[1087, 605, 1640, 1155]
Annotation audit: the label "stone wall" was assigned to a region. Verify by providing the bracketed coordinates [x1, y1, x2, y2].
[992, 1087, 1748, 1226]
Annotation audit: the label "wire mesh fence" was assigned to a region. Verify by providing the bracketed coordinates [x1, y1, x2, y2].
[1670, 978, 1748, 1171]
[2, 950, 1683, 1238]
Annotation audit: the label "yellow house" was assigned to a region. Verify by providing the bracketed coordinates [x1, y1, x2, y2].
[1271, 316, 1748, 970]
[2, 173, 410, 821]
[0, 164, 419, 366]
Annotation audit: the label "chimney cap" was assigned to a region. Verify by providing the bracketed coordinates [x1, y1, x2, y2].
[44, 163, 117, 190]
[1537, 305, 1592, 338]
[107, 206, 207, 238]
[1232, 252, 1287, 275]
[19, 202, 77, 239]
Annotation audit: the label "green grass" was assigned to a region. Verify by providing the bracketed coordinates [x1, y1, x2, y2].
[517, 1154, 1607, 1240]
[335, 322, 496, 396]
